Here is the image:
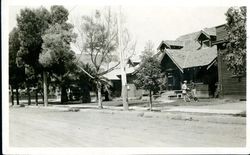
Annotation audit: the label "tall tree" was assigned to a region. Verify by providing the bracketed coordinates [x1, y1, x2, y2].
[73, 8, 136, 109]
[9, 28, 25, 105]
[134, 45, 164, 111]
[39, 5, 77, 104]
[74, 9, 120, 109]
[223, 6, 246, 76]
[16, 7, 51, 105]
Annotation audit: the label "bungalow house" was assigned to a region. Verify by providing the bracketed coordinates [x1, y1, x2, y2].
[158, 25, 246, 99]
[157, 27, 218, 98]
[75, 52, 143, 99]
[213, 25, 246, 99]
[103, 56, 143, 98]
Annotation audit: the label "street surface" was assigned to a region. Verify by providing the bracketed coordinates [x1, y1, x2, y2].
[9, 107, 246, 147]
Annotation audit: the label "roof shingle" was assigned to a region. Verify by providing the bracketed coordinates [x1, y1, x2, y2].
[161, 27, 218, 70]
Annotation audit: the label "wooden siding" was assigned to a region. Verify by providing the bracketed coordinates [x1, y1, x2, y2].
[216, 24, 246, 98]
[217, 48, 246, 97]
[161, 54, 182, 90]
[216, 25, 227, 42]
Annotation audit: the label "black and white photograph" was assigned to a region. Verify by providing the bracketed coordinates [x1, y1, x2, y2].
[2, 0, 249, 154]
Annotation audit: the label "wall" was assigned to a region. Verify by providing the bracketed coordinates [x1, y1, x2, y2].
[217, 48, 246, 98]
[215, 25, 246, 99]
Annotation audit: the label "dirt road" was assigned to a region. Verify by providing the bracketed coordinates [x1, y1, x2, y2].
[9, 108, 246, 147]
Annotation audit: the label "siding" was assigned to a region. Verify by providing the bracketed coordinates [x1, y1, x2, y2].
[217, 48, 246, 97]
[215, 24, 246, 99]
[216, 25, 227, 42]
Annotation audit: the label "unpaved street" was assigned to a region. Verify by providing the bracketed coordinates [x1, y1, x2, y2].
[9, 108, 246, 147]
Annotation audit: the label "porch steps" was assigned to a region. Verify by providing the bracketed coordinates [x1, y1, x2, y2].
[156, 91, 179, 103]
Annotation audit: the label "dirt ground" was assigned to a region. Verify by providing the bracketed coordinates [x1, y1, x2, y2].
[9, 107, 246, 147]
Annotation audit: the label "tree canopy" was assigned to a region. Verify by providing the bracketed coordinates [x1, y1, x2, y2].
[223, 6, 246, 76]
[134, 45, 164, 111]
[39, 6, 77, 103]
[74, 9, 120, 108]
[9, 28, 25, 88]
[16, 7, 51, 69]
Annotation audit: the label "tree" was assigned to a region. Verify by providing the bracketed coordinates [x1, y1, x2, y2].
[39, 6, 77, 104]
[74, 9, 120, 109]
[73, 8, 136, 109]
[75, 63, 94, 103]
[16, 7, 51, 105]
[223, 6, 246, 76]
[140, 40, 155, 61]
[118, 15, 137, 110]
[134, 43, 163, 111]
[9, 28, 25, 105]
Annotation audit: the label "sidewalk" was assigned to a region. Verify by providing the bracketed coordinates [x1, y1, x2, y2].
[19, 101, 246, 125]
[17, 99, 246, 117]
[46, 101, 246, 116]
[161, 102, 246, 115]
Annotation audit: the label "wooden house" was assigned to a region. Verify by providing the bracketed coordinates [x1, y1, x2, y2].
[213, 25, 246, 99]
[157, 27, 218, 98]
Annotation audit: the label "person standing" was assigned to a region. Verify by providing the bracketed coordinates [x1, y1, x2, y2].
[191, 81, 199, 102]
[182, 80, 190, 102]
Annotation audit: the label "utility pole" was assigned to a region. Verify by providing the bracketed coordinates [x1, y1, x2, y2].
[117, 6, 128, 110]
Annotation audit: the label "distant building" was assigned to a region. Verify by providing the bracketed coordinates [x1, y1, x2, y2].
[103, 56, 143, 98]
[76, 52, 142, 98]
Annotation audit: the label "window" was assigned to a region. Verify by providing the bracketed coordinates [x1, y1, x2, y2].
[202, 40, 210, 47]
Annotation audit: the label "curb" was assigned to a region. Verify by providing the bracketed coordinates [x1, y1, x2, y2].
[78, 107, 246, 125]
[18, 105, 246, 125]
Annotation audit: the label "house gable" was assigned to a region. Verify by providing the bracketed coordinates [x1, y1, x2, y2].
[157, 40, 184, 51]
[195, 29, 216, 48]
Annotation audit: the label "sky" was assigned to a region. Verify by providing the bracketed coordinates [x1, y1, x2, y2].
[9, 5, 229, 54]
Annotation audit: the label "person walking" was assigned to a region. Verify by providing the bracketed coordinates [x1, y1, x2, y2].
[190, 81, 199, 102]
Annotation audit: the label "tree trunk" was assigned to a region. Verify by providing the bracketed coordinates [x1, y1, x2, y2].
[121, 85, 128, 110]
[10, 86, 14, 106]
[35, 87, 38, 106]
[43, 71, 48, 107]
[27, 85, 31, 105]
[81, 86, 91, 103]
[61, 85, 68, 104]
[97, 83, 103, 109]
[149, 90, 152, 111]
[15, 87, 19, 105]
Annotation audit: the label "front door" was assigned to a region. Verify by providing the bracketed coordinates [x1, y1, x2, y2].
[167, 73, 174, 90]
[167, 71, 181, 90]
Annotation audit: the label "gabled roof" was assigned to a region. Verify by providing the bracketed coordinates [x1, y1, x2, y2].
[164, 40, 184, 47]
[213, 24, 227, 44]
[157, 40, 184, 50]
[204, 27, 216, 36]
[164, 46, 217, 71]
[159, 26, 217, 72]
[103, 64, 139, 80]
[195, 30, 211, 41]
[195, 27, 216, 41]
[102, 69, 120, 80]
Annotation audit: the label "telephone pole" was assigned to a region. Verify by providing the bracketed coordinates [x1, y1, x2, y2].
[117, 6, 128, 110]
